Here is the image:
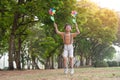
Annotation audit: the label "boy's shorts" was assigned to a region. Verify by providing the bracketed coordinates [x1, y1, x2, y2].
[62, 44, 74, 58]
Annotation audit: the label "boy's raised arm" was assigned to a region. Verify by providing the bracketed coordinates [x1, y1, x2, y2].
[72, 23, 80, 37]
[75, 23, 80, 34]
[54, 22, 62, 35]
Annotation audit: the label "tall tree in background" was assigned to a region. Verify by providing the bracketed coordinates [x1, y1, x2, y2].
[114, 12, 120, 47]
[76, 0, 118, 66]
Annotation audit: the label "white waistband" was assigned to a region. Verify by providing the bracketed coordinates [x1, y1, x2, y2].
[64, 44, 73, 46]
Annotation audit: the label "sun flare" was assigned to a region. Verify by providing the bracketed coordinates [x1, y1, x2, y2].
[91, 0, 120, 11]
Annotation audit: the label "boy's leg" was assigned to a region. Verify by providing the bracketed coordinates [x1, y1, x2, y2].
[69, 57, 74, 68]
[63, 50, 68, 74]
[69, 46, 74, 68]
[69, 46, 74, 75]
[63, 57, 67, 68]
[69, 57, 74, 75]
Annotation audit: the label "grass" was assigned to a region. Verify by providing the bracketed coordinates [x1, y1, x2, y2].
[0, 67, 120, 80]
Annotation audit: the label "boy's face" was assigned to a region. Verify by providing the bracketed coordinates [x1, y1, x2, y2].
[65, 25, 71, 32]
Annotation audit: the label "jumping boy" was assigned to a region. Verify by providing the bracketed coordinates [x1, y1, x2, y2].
[54, 22, 80, 75]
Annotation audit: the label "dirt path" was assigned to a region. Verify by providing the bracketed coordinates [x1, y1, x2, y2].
[0, 67, 120, 80]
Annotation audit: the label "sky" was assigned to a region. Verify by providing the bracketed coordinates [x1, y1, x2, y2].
[91, 0, 120, 11]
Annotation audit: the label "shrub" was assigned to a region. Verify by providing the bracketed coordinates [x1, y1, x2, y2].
[118, 62, 120, 66]
[107, 61, 119, 67]
[94, 61, 108, 67]
[107, 61, 113, 67]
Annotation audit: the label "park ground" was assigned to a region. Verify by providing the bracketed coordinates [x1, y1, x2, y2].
[0, 67, 120, 80]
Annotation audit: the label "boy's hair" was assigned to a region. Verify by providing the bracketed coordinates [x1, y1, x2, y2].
[64, 23, 72, 29]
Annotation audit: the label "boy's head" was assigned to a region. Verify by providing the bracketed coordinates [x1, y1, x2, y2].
[64, 23, 72, 32]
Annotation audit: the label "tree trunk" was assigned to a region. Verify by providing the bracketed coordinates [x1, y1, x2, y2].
[45, 58, 50, 69]
[51, 56, 54, 69]
[8, 34, 15, 70]
[80, 53, 84, 66]
[21, 46, 26, 69]
[8, 0, 21, 70]
[85, 57, 89, 65]
[58, 45, 64, 69]
[16, 36, 21, 70]
[32, 58, 39, 69]
[86, 56, 92, 66]
[8, 11, 19, 70]
[27, 58, 31, 70]
[58, 54, 63, 68]
[21, 53, 24, 69]
[18, 36, 21, 69]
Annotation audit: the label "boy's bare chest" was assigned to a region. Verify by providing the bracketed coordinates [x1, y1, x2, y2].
[61, 33, 73, 40]
[65, 34, 71, 39]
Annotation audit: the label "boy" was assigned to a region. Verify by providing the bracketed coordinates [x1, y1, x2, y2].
[54, 22, 80, 75]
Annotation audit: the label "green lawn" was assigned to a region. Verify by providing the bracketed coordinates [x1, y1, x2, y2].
[0, 67, 120, 80]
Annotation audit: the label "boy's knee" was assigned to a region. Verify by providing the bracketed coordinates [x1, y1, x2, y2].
[69, 57, 73, 60]
[63, 57, 67, 60]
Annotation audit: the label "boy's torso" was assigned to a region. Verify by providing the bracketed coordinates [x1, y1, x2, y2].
[61, 32, 73, 45]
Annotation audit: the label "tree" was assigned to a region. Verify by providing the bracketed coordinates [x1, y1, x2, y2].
[114, 12, 120, 47]
[92, 43, 116, 62]
[75, 0, 118, 66]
